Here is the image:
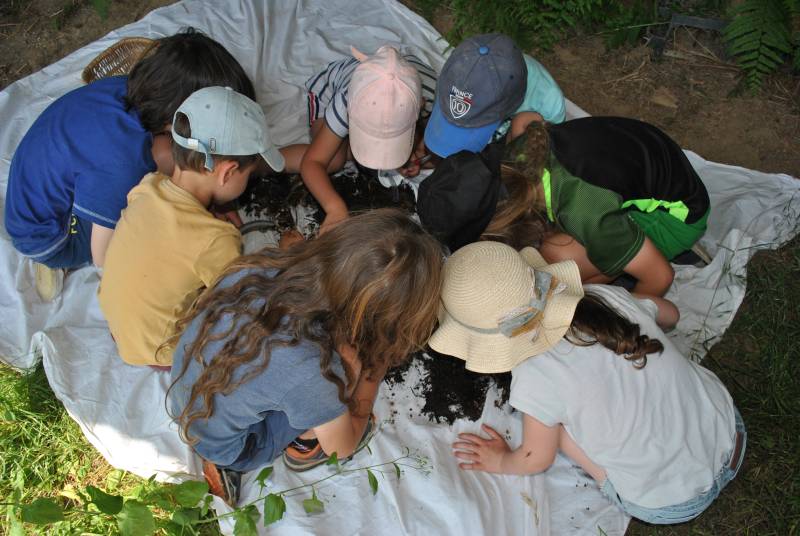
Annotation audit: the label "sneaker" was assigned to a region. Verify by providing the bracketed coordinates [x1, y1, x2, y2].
[34, 262, 64, 302]
[202, 459, 242, 507]
[283, 414, 377, 472]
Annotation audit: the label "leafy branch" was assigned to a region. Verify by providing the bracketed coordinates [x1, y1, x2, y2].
[4, 448, 430, 536]
[723, 0, 798, 91]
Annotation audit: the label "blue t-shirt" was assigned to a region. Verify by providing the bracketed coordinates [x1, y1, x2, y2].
[516, 54, 566, 124]
[169, 268, 348, 471]
[4, 76, 155, 259]
[493, 55, 566, 141]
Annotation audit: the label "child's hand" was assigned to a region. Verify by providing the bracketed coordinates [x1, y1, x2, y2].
[319, 210, 349, 235]
[211, 207, 243, 228]
[452, 424, 512, 474]
[279, 229, 305, 250]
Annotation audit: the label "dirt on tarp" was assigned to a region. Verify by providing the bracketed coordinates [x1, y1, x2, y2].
[238, 165, 416, 235]
[385, 349, 512, 425]
[241, 168, 508, 424]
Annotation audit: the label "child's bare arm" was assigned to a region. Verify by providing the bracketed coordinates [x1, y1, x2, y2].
[452, 414, 559, 475]
[624, 237, 675, 297]
[311, 372, 380, 459]
[311, 346, 382, 458]
[90, 223, 115, 267]
[632, 293, 680, 330]
[278, 145, 306, 175]
[299, 122, 349, 234]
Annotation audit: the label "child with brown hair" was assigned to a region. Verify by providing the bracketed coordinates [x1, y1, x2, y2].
[294, 46, 436, 234]
[98, 86, 285, 368]
[432, 241, 743, 525]
[4, 29, 255, 301]
[483, 117, 710, 301]
[167, 208, 443, 505]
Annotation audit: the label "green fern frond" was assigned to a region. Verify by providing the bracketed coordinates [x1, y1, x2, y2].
[445, 0, 602, 51]
[724, 0, 795, 91]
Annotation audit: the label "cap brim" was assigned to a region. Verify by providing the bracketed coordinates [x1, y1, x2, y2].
[349, 124, 415, 170]
[260, 145, 285, 172]
[423, 100, 500, 158]
[429, 249, 584, 373]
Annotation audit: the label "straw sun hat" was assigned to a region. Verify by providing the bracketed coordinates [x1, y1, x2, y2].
[429, 241, 584, 373]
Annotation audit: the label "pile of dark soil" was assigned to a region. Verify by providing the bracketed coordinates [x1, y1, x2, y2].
[240, 168, 508, 424]
[239, 167, 416, 234]
[386, 349, 511, 425]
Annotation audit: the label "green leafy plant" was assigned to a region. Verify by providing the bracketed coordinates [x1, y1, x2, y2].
[444, 0, 602, 50]
[3, 449, 430, 536]
[723, 0, 798, 90]
[598, 1, 661, 49]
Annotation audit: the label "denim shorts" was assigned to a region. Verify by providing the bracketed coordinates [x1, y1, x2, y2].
[37, 213, 93, 269]
[221, 411, 306, 473]
[601, 407, 746, 525]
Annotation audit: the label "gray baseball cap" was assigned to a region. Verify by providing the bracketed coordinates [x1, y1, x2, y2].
[424, 34, 526, 157]
[171, 86, 285, 172]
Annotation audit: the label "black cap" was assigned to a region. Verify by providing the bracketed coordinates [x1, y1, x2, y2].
[417, 143, 503, 252]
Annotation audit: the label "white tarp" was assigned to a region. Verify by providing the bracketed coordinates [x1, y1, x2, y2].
[0, 1, 798, 534]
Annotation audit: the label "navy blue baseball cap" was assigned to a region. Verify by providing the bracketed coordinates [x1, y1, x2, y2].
[425, 34, 526, 158]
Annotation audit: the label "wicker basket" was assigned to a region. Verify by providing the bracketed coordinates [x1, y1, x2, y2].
[81, 37, 157, 84]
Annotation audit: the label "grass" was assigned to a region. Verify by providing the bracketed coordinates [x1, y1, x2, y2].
[627, 235, 800, 535]
[0, 362, 123, 533]
[0, 0, 797, 533]
[0, 362, 226, 534]
[2, 237, 797, 535]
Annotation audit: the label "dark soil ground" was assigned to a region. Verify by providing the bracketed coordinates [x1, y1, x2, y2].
[1, 1, 798, 535]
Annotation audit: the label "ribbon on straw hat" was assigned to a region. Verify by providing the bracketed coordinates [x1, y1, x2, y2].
[429, 241, 584, 373]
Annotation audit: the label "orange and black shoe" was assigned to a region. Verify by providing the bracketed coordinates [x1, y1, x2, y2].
[202, 459, 242, 508]
[283, 414, 377, 472]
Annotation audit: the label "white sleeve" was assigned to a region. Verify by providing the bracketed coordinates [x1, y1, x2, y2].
[509, 359, 565, 427]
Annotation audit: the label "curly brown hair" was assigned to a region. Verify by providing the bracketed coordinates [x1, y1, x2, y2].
[568, 293, 664, 368]
[168, 208, 444, 444]
[481, 122, 552, 249]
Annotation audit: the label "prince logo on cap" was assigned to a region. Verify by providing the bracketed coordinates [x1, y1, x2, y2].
[424, 33, 526, 158]
[449, 86, 473, 119]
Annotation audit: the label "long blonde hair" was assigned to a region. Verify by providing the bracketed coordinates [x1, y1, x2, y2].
[481, 122, 552, 249]
[169, 208, 444, 444]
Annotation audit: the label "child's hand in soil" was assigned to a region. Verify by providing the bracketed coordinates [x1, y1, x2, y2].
[452, 424, 512, 474]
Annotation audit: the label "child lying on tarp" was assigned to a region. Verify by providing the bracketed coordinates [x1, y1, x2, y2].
[482, 117, 710, 301]
[433, 241, 743, 525]
[3, 29, 254, 302]
[98, 87, 286, 368]
[166, 209, 443, 506]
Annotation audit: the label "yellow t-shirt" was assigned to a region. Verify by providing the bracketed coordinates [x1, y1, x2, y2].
[98, 173, 241, 366]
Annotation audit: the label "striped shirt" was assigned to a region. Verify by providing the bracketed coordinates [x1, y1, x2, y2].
[305, 52, 437, 139]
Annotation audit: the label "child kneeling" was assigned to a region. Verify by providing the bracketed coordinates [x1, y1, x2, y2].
[167, 209, 443, 505]
[432, 241, 744, 525]
[98, 87, 285, 367]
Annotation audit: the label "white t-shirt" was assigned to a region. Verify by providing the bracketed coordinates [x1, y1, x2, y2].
[509, 285, 736, 508]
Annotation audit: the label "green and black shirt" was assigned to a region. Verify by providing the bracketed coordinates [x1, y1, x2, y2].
[516, 117, 709, 276]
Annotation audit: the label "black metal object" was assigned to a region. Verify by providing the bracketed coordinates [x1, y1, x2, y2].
[648, 7, 727, 59]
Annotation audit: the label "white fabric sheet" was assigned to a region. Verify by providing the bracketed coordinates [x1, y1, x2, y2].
[0, 1, 798, 535]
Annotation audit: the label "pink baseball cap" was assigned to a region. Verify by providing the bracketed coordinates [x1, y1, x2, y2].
[348, 45, 422, 170]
